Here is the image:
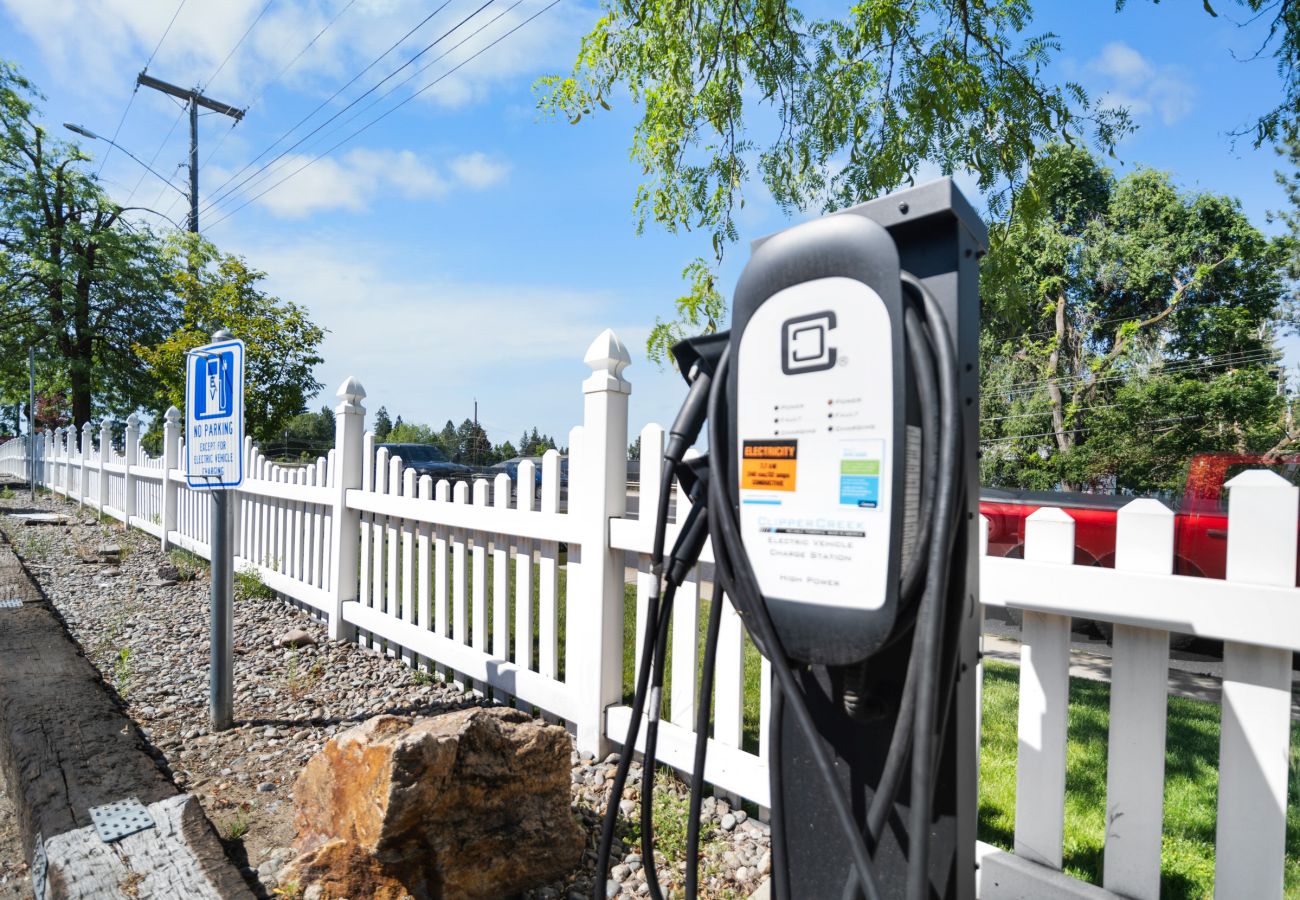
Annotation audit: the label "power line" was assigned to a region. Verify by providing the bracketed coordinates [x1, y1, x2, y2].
[996, 349, 1277, 398]
[203, 0, 275, 90]
[207, 0, 561, 228]
[123, 98, 188, 205]
[97, 0, 189, 177]
[199, 1, 458, 211]
[240, 0, 529, 181]
[195, 0, 360, 195]
[203, 0, 487, 216]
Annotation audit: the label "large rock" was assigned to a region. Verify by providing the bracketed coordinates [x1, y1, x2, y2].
[282, 708, 583, 900]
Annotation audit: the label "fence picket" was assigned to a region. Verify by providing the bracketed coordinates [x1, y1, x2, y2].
[1103, 499, 1173, 900]
[451, 480, 469, 690]
[538, 450, 561, 681]
[492, 473, 511, 664]
[669, 572, 699, 729]
[1013, 506, 1074, 871]
[514, 460, 536, 671]
[1215, 470, 1298, 900]
[472, 479, 489, 665]
[400, 467, 417, 667]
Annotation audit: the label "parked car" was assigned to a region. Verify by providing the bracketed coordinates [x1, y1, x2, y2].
[981, 452, 1300, 584]
[376, 443, 475, 484]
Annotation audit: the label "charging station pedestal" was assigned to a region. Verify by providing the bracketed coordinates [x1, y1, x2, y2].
[753, 179, 986, 899]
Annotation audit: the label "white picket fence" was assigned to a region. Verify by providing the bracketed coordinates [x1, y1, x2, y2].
[1, 328, 1296, 900]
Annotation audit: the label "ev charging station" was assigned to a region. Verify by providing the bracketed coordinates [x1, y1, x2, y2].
[599, 178, 985, 900]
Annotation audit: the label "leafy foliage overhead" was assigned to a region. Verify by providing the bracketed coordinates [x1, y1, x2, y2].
[540, 0, 1132, 364]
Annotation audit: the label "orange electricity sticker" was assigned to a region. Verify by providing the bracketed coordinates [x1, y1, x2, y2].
[741, 440, 798, 491]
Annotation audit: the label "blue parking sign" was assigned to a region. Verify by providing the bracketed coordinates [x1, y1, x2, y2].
[185, 338, 244, 488]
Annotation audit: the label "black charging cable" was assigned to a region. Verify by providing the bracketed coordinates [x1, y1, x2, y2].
[594, 345, 723, 900]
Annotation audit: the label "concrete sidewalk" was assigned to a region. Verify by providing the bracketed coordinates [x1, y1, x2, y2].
[981, 621, 1300, 718]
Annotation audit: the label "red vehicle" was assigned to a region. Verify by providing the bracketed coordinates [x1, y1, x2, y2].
[980, 453, 1300, 586]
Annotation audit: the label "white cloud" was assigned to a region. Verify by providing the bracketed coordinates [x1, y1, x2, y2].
[205, 146, 507, 218]
[1089, 42, 1196, 126]
[2, 0, 590, 111]
[229, 234, 671, 443]
[448, 152, 509, 189]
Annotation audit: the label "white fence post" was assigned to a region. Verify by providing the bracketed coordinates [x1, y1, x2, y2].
[59, 427, 69, 496]
[123, 412, 139, 524]
[1214, 470, 1297, 900]
[43, 428, 53, 488]
[79, 421, 92, 507]
[327, 377, 366, 642]
[1014, 506, 1074, 871]
[64, 426, 74, 496]
[97, 419, 111, 512]
[1104, 498, 1174, 900]
[571, 329, 631, 756]
[161, 406, 181, 550]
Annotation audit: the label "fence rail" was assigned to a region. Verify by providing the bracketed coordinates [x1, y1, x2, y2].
[1, 327, 1295, 900]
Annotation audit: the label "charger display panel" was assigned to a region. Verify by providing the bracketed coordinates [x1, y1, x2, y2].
[728, 213, 905, 665]
[735, 276, 895, 613]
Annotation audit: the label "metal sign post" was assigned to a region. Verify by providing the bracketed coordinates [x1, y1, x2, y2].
[28, 346, 35, 501]
[184, 329, 245, 731]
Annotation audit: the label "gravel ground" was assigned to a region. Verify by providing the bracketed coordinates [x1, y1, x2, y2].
[0, 773, 28, 900]
[0, 491, 769, 899]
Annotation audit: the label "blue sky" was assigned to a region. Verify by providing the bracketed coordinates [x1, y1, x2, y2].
[0, 0, 1291, 448]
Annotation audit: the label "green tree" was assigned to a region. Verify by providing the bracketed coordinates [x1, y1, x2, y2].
[541, 1, 1133, 365]
[980, 145, 1291, 492]
[283, 405, 335, 460]
[0, 61, 175, 426]
[628, 434, 641, 461]
[373, 406, 393, 442]
[387, 420, 440, 444]
[135, 233, 325, 446]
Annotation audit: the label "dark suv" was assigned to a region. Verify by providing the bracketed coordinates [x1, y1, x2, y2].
[376, 443, 475, 483]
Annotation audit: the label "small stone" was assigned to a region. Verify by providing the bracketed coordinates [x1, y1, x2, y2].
[624, 855, 641, 872]
[603, 752, 620, 765]
[619, 799, 636, 816]
[734, 809, 748, 824]
[277, 628, 317, 649]
[735, 866, 750, 882]
[258, 781, 277, 792]
[606, 879, 620, 897]
[612, 864, 630, 883]
[720, 813, 737, 832]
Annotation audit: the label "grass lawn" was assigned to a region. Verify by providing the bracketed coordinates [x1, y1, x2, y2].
[391, 549, 1300, 898]
[978, 660, 1300, 899]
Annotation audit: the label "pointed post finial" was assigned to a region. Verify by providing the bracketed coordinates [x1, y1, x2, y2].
[583, 328, 631, 394]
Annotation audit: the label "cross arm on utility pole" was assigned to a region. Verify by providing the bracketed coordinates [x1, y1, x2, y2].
[136, 72, 245, 121]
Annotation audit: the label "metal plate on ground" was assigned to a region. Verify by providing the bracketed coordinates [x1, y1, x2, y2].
[88, 798, 155, 843]
[0, 598, 20, 609]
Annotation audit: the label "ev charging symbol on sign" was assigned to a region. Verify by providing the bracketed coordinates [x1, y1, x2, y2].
[185, 337, 245, 489]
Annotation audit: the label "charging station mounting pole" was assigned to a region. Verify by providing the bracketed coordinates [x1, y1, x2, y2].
[184, 328, 246, 732]
[748, 178, 986, 899]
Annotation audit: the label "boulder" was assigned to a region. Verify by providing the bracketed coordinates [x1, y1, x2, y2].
[281, 708, 583, 900]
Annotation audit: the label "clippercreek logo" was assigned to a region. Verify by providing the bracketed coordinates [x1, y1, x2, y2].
[782, 310, 837, 375]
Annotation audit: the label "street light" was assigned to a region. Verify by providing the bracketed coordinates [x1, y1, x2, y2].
[63, 122, 191, 204]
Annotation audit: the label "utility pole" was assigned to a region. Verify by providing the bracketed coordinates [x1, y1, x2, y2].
[135, 73, 244, 232]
